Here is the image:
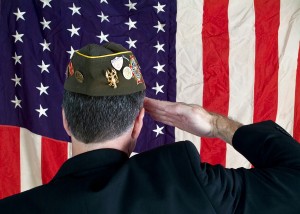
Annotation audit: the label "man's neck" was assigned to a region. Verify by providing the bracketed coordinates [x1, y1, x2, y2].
[71, 131, 134, 157]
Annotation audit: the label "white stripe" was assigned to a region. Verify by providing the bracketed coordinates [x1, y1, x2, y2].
[227, 0, 255, 168]
[276, 0, 300, 134]
[175, 0, 204, 152]
[68, 142, 72, 158]
[20, 128, 42, 192]
[130, 152, 138, 157]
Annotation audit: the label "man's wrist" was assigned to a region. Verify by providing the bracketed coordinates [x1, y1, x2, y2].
[211, 113, 242, 145]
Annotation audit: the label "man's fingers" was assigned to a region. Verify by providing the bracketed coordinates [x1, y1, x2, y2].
[144, 104, 167, 117]
[144, 97, 190, 126]
[149, 114, 175, 127]
[144, 97, 174, 112]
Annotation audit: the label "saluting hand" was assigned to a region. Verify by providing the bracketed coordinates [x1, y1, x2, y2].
[144, 97, 214, 138]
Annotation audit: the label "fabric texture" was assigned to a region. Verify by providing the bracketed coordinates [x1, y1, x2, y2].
[0, 121, 300, 213]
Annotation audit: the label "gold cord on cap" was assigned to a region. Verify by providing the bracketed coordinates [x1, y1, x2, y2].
[75, 51, 132, 59]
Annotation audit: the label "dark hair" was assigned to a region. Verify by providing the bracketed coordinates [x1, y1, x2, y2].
[62, 90, 145, 143]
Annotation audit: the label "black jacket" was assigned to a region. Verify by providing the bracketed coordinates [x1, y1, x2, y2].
[1, 121, 300, 213]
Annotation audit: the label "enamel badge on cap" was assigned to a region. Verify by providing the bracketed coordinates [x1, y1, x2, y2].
[129, 55, 144, 84]
[67, 62, 74, 77]
[111, 56, 123, 71]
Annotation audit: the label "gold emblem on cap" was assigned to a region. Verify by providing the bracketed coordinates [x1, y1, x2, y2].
[106, 69, 119, 88]
[75, 70, 84, 83]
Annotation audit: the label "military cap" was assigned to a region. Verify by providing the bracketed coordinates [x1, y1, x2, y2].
[64, 42, 146, 96]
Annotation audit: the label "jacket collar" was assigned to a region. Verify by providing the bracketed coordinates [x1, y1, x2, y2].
[52, 149, 129, 180]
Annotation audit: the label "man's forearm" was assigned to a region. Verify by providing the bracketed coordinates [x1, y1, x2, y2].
[211, 113, 243, 146]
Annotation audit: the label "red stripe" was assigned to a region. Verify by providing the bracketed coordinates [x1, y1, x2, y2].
[294, 44, 300, 142]
[0, 126, 20, 199]
[201, 0, 229, 166]
[253, 0, 280, 123]
[41, 137, 68, 184]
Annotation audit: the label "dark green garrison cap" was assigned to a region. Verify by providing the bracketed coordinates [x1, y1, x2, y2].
[64, 42, 146, 96]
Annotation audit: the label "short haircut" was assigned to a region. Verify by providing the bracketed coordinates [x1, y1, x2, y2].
[62, 90, 145, 143]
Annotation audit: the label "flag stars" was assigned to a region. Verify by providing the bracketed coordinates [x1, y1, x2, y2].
[126, 37, 137, 49]
[40, 17, 51, 30]
[38, 60, 50, 73]
[40, 39, 51, 52]
[11, 74, 22, 87]
[125, 0, 137, 11]
[67, 46, 77, 59]
[153, 124, 164, 137]
[153, 2, 166, 14]
[154, 21, 166, 33]
[154, 41, 165, 53]
[40, 0, 52, 8]
[152, 82, 164, 95]
[97, 31, 109, 43]
[125, 18, 137, 30]
[36, 83, 49, 95]
[12, 31, 24, 43]
[12, 52, 22, 65]
[36, 105, 48, 118]
[154, 62, 165, 74]
[97, 11, 109, 22]
[100, 0, 108, 3]
[13, 8, 26, 21]
[67, 24, 80, 37]
[11, 96, 22, 109]
[69, 3, 81, 16]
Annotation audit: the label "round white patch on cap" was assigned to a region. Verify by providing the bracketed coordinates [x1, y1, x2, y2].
[123, 66, 133, 80]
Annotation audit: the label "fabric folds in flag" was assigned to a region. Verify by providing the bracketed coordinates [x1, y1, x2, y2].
[1, 0, 300, 199]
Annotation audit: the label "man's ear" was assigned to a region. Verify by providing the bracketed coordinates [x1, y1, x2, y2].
[62, 108, 72, 137]
[131, 108, 145, 140]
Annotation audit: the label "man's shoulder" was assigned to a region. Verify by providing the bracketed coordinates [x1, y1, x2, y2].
[128, 141, 200, 172]
[132, 141, 198, 159]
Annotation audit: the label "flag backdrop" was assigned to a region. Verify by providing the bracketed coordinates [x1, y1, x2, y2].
[0, 0, 300, 199]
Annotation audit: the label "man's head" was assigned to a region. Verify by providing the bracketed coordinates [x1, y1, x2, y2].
[62, 43, 146, 145]
[63, 90, 145, 143]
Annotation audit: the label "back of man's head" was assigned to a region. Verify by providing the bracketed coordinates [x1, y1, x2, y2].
[62, 43, 146, 144]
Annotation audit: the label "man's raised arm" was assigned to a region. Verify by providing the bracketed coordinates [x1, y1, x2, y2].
[144, 97, 242, 145]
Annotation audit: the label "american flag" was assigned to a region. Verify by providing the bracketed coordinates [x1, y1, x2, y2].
[0, 0, 300, 199]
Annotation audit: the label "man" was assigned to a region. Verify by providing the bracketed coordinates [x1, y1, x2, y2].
[0, 42, 300, 213]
